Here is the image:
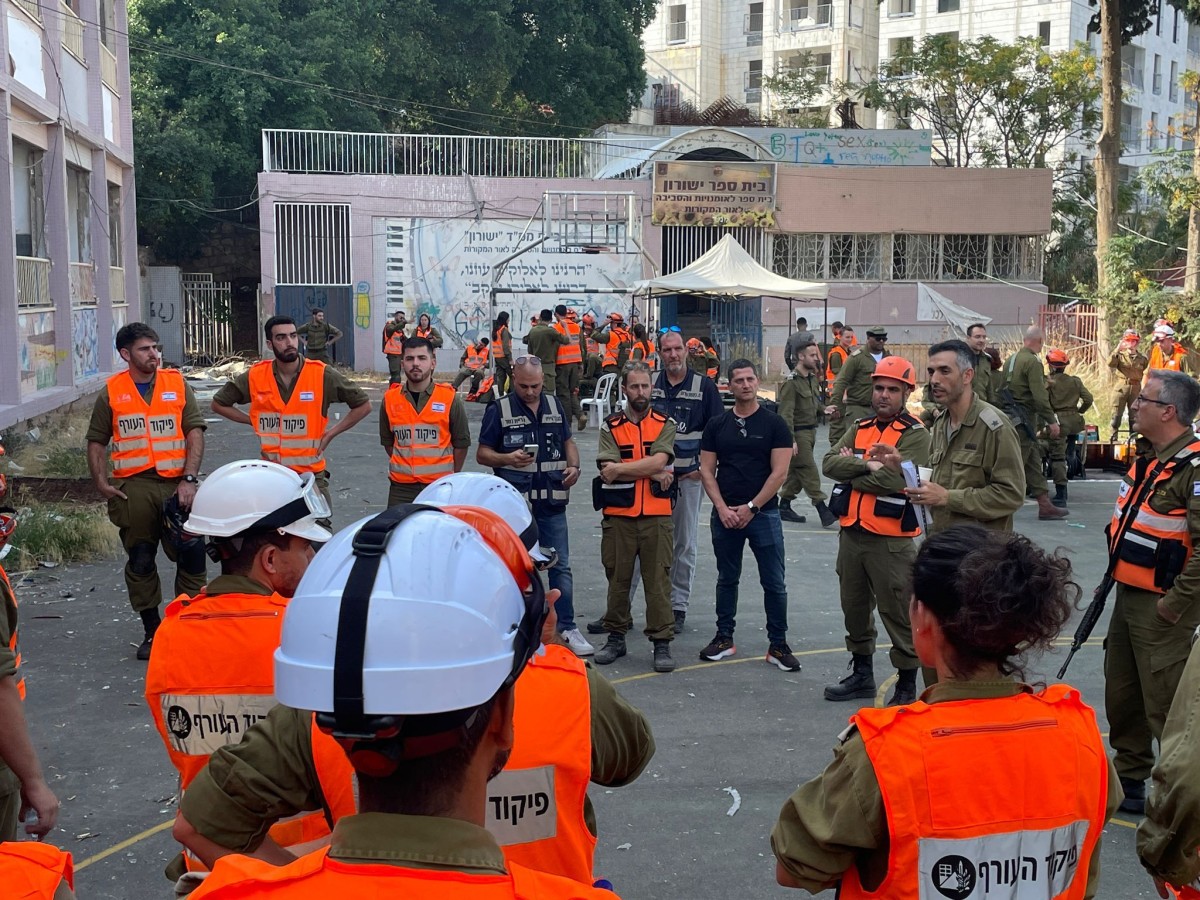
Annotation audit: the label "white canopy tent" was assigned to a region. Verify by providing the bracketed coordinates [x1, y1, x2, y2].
[633, 234, 828, 300]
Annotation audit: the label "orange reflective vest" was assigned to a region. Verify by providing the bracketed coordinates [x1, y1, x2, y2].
[1148, 343, 1188, 377]
[415, 326, 433, 341]
[633, 339, 656, 370]
[832, 414, 923, 537]
[303, 647, 596, 883]
[1109, 440, 1200, 594]
[107, 369, 188, 479]
[600, 410, 674, 518]
[1170, 880, 1200, 898]
[383, 326, 406, 356]
[493, 326, 510, 360]
[0, 841, 74, 898]
[190, 849, 614, 899]
[555, 321, 583, 367]
[704, 350, 719, 380]
[602, 327, 630, 368]
[144, 589, 334, 868]
[1, 566, 25, 700]
[465, 345, 490, 371]
[826, 345, 849, 383]
[248, 360, 328, 474]
[385, 382, 456, 484]
[840, 685, 1108, 900]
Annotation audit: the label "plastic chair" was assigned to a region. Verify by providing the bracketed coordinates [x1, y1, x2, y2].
[582, 373, 617, 427]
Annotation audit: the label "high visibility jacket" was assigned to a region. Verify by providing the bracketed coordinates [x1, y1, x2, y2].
[304, 646, 596, 884]
[144, 590, 335, 868]
[832, 414, 923, 537]
[465, 345, 490, 371]
[383, 326, 405, 356]
[602, 327, 631, 368]
[1170, 879, 1200, 898]
[493, 326, 510, 360]
[2, 566, 25, 700]
[840, 685, 1107, 900]
[704, 350, 719, 380]
[385, 382, 456, 484]
[1110, 440, 1200, 594]
[189, 849, 615, 899]
[414, 326, 432, 340]
[492, 395, 570, 508]
[1148, 343, 1188, 376]
[826, 345, 849, 383]
[0, 841, 74, 898]
[600, 410, 674, 517]
[107, 369, 188, 479]
[633, 339, 656, 370]
[248, 360, 328, 474]
[554, 321, 582, 366]
[651, 371, 707, 475]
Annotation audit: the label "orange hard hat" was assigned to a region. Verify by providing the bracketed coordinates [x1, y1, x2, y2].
[870, 355, 916, 387]
[582, 313, 595, 326]
[608, 312, 625, 324]
[1046, 348, 1070, 366]
[567, 309, 579, 322]
[686, 337, 704, 353]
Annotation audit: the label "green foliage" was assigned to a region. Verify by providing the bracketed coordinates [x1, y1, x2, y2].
[130, 0, 657, 261]
[1086, 0, 1200, 44]
[844, 35, 1100, 168]
[3, 503, 121, 571]
[761, 52, 833, 128]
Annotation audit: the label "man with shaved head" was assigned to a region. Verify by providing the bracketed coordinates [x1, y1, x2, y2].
[1000, 326, 1068, 520]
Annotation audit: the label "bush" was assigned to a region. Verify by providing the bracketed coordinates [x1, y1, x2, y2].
[2, 503, 120, 571]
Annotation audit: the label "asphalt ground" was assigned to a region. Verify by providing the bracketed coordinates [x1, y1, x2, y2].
[9, 380, 1158, 898]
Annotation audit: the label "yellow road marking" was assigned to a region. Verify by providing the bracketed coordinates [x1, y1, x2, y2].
[75, 817, 175, 871]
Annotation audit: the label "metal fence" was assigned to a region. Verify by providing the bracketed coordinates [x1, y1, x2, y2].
[182, 275, 233, 364]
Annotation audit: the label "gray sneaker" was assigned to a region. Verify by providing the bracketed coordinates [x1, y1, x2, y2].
[673, 610, 686, 634]
[560, 628, 594, 657]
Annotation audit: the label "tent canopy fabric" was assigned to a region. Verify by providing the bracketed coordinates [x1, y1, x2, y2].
[634, 234, 828, 300]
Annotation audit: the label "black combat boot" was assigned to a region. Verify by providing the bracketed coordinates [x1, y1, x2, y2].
[824, 653, 876, 701]
[652, 640, 675, 673]
[1052, 484, 1068, 508]
[888, 668, 918, 706]
[816, 501, 838, 528]
[594, 633, 627, 666]
[779, 499, 806, 523]
[136, 607, 161, 661]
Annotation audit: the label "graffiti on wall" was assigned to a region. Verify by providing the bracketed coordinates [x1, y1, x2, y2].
[72, 307, 99, 383]
[112, 304, 128, 369]
[396, 219, 645, 351]
[19, 311, 57, 397]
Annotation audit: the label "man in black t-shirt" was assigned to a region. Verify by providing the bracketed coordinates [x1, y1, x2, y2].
[698, 358, 800, 671]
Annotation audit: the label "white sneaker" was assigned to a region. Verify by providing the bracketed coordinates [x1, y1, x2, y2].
[560, 628, 594, 657]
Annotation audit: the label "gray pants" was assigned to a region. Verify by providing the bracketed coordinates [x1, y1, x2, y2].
[629, 475, 703, 612]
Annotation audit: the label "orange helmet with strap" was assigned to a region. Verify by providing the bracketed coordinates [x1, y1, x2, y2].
[1046, 348, 1070, 366]
[870, 356, 917, 387]
[608, 312, 625, 324]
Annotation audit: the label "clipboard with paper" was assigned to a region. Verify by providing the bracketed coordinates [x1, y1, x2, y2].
[900, 460, 933, 534]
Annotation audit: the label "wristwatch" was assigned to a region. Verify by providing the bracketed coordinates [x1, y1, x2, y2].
[182, 474, 199, 484]
[747, 500, 759, 516]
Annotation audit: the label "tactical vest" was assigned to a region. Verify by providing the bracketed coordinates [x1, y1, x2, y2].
[651, 371, 706, 475]
[598, 409, 674, 517]
[829, 415, 923, 537]
[107, 369, 188, 479]
[493, 394, 569, 507]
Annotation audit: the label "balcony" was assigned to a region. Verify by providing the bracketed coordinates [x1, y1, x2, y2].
[879, 57, 915, 80]
[16, 256, 50, 308]
[109, 265, 124, 302]
[58, 0, 83, 61]
[12, 0, 39, 22]
[69, 261, 95, 306]
[101, 44, 117, 90]
[780, 4, 832, 31]
[1121, 124, 1142, 149]
[1122, 64, 1144, 90]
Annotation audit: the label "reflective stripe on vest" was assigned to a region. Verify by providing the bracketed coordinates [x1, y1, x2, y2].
[495, 395, 570, 503]
[651, 372, 706, 475]
[248, 360, 328, 474]
[190, 851, 614, 898]
[493, 326, 510, 360]
[1148, 344, 1188, 376]
[383, 328, 405, 355]
[1110, 442, 1200, 594]
[840, 686, 1108, 900]
[633, 339, 656, 370]
[415, 327, 432, 340]
[837, 415, 923, 538]
[466, 345, 491, 370]
[384, 382, 456, 484]
[603, 327, 630, 367]
[0, 841, 74, 898]
[555, 321, 582, 366]
[1, 567, 24, 700]
[602, 410, 673, 517]
[107, 369, 188, 478]
[826, 345, 848, 383]
[144, 590, 334, 869]
[301, 646, 597, 885]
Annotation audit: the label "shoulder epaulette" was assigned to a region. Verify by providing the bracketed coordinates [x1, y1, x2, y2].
[849, 348, 862, 357]
[897, 411, 923, 429]
[603, 411, 626, 429]
[978, 406, 1004, 431]
[647, 408, 670, 423]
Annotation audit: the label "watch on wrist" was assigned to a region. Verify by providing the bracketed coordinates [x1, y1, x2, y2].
[182, 474, 199, 484]
[747, 500, 759, 515]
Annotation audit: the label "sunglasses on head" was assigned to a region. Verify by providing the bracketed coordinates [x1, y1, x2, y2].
[659, 325, 682, 334]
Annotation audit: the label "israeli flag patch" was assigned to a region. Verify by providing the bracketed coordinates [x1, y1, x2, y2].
[161, 392, 177, 401]
[431, 402, 446, 412]
[1193, 482, 1200, 496]
[300, 391, 315, 401]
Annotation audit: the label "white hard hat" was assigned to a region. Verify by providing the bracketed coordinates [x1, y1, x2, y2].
[1154, 324, 1176, 339]
[185, 460, 331, 543]
[415, 473, 551, 565]
[275, 505, 546, 726]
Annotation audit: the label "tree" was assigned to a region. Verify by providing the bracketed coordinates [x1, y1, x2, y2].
[843, 35, 1099, 169]
[761, 51, 834, 128]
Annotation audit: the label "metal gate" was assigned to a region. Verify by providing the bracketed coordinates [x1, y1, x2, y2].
[182, 274, 233, 364]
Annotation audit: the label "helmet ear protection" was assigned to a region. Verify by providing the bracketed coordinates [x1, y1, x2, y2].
[315, 503, 547, 776]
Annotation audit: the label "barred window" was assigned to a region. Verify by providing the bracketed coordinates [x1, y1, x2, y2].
[774, 233, 1043, 282]
[941, 234, 988, 280]
[892, 234, 935, 281]
[773, 233, 825, 280]
[829, 234, 882, 280]
[991, 235, 1042, 281]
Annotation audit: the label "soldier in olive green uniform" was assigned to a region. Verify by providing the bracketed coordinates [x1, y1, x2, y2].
[778, 342, 836, 527]
[381, 311, 407, 382]
[899, 340, 1024, 533]
[172, 664, 656, 879]
[1109, 329, 1148, 441]
[1046, 349, 1093, 508]
[918, 382, 938, 428]
[523, 309, 569, 394]
[965, 323, 998, 406]
[1000, 326, 1069, 519]
[296, 310, 342, 365]
[826, 327, 888, 444]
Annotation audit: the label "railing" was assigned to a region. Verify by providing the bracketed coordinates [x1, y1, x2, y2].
[100, 44, 117, 90]
[16, 256, 50, 307]
[667, 20, 687, 43]
[879, 57, 915, 80]
[1122, 63, 1144, 89]
[800, 64, 831, 85]
[58, 0, 84, 60]
[109, 265, 124, 302]
[69, 261, 95, 306]
[780, 4, 832, 30]
[12, 0, 40, 23]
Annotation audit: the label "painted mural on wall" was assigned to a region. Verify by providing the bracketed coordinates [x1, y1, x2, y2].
[394, 219, 645, 352]
[72, 307, 99, 383]
[19, 310, 57, 398]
